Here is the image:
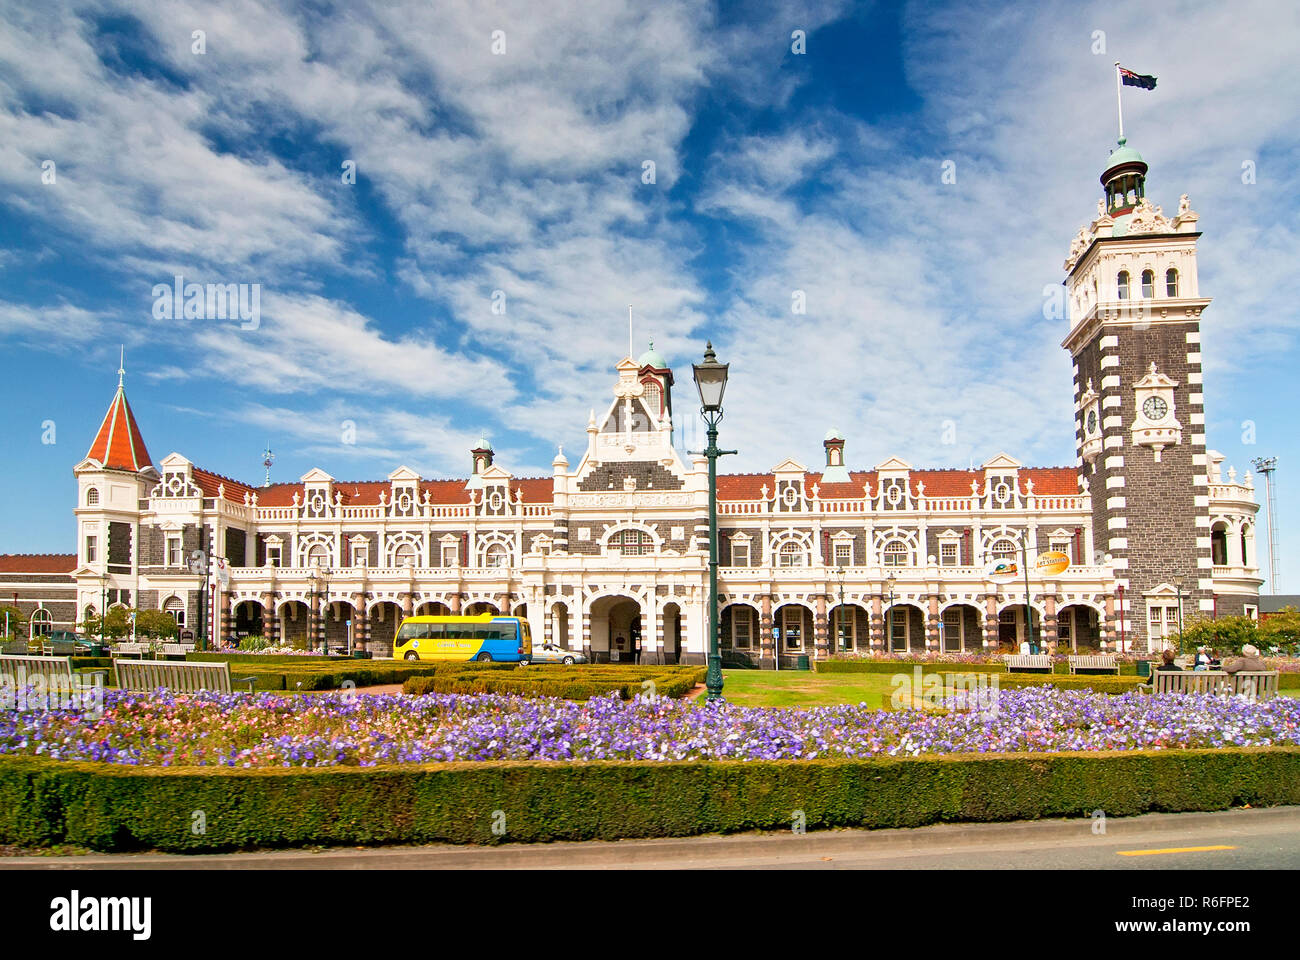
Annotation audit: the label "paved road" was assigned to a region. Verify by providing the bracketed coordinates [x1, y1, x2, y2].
[5, 807, 1299, 869]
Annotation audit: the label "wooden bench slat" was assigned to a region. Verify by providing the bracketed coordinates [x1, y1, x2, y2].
[114, 659, 253, 695]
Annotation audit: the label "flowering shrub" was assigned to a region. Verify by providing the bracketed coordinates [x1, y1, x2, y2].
[1, 686, 1296, 767]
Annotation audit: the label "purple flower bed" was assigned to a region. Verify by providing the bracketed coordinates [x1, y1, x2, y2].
[1, 687, 1297, 767]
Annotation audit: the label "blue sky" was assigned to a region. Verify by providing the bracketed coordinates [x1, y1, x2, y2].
[1, 0, 1297, 592]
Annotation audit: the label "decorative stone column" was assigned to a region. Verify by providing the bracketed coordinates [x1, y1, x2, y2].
[759, 593, 774, 668]
[1043, 593, 1059, 653]
[814, 594, 830, 660]
[870, 595, 883, 651]
[926, 594, 941, 651]
[352, 591, 369, 652]
[261, 592, 278, 644]
[983, 593, 999, 650]
[218, 590, 232, 648]
[1104, 593, 1119, 653]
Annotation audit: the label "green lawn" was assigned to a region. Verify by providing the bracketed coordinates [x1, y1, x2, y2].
[718, 669, 1300, 709]
[718, 669, 898, 709]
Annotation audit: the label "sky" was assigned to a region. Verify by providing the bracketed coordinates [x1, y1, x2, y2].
[1, 0, 1297, 592]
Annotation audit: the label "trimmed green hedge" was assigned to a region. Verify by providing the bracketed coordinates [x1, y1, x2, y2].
[187, 652, 351, 664]
[402, 666, 705, 700]
[2, 748, 1297, 852]
[233, 660, 518, 692]
[940, 672, 1147, 695]
[816, 659, 1142, 676]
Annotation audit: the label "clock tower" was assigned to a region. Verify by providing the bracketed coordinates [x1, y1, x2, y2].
[1062, 138, 1213, 651]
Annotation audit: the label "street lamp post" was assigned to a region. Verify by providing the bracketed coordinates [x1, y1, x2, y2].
[835, 562, 847, 653]
[1174, 578, 1185, 644]
[692, 342, 736, 701]
[98, 572, 108, 645]
[188, 551, 208, 652]
[1021, 537, 1038, 654]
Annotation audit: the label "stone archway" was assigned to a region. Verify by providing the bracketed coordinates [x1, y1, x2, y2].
[367, 600, 404, 658]
[231, 599, 264, 644]
[661, 601, 683, 665]
[587, 595, 643, 664]
[1057, 603, 1103, 652]
[277, 600, 311, 649]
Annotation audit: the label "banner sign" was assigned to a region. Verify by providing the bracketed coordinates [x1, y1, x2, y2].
[1034, 551, 1071, 577]
[984, 558, 1021, 583]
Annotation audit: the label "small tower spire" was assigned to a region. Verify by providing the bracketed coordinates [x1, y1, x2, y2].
[117, 345, 125, 388]
[627, 304, 633, 360]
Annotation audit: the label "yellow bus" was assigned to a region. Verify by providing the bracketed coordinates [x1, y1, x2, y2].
[393, 614, 532, 663]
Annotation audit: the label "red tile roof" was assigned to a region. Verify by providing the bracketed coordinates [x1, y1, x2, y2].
[718, 467, 1078, 501]
[197, 473, 555, 505]
[0, 554, 77, 573]
[85, 387, 151, 472]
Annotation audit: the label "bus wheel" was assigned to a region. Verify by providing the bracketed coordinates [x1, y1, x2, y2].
[405, 651, 419, 661]
[476, 652, 493, 662]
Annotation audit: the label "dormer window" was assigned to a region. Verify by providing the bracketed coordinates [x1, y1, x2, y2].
[1166, 268, 1179, 296]
[1141, 269, 1154, 298]
[1117, 270, 1130, 300]
[86, 488, 99, 506]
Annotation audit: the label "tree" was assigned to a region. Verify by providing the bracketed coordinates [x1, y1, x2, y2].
[1171, 616, 1258, 656]
[1259, 607, 1300, 657]
[0, 604, 26, 639]
[133, 609, 179, 640]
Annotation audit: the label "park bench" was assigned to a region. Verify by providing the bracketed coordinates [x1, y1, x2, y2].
[158, 643, 195, 660]
[1005, 654, 1053, 673]
[0, 640, 32, 655]
[1148, 670, 1279, 701]
[42, 639, 80, 656]
[1068, 654, 1119, 674]
[115, 659, 256, 694]
[0, 653, 75, 689]
[111, 642, 150, 659]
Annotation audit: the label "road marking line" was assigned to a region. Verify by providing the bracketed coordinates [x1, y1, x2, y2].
[1116, 845, 1236, 856]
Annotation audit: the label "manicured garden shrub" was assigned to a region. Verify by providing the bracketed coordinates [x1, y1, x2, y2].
[814, 659, 1142, 677]
[401, 665, 704, 700]
[2, 747, 1296, 852]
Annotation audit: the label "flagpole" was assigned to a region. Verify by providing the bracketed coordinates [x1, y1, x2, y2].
[1113, 61, 1124, 140]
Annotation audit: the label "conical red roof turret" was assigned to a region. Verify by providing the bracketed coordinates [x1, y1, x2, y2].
[85, 373, 152, 472]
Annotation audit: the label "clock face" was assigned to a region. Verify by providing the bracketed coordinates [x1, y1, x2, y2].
[1142, 396, 1169, 422]
[1085, 409, 1098, 435]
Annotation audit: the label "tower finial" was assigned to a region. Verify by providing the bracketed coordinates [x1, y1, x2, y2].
[117, 345, 125, 388]
[628, 304, 633, 359]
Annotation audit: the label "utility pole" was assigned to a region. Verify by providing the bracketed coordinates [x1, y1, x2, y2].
[1251, 457, 1279, 593]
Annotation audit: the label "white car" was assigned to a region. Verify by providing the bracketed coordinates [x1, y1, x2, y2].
[521, 643, 588, 666]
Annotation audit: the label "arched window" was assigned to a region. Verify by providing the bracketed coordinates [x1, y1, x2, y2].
[882, 540, 909, 567]
[164, 596, 186, 627]
[393, 543, 417, 567]
[1141, 269, 1154, 298]
[1166, 268, 1179, 296]
[483, 543, 509, 567]
[642, 380, 662, 417]
[1116, 271, 1130, 300]
[29, 609, 52, 637]
[1210, 524, 1228, 566]
[307, 544, 330, 567]
[777, 540, 806, 567]
[1240, 524, 1251, 567]
[611, 529, 653, 556]
[86, 488, 99, 506]
[990, 539, 1018, 561]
